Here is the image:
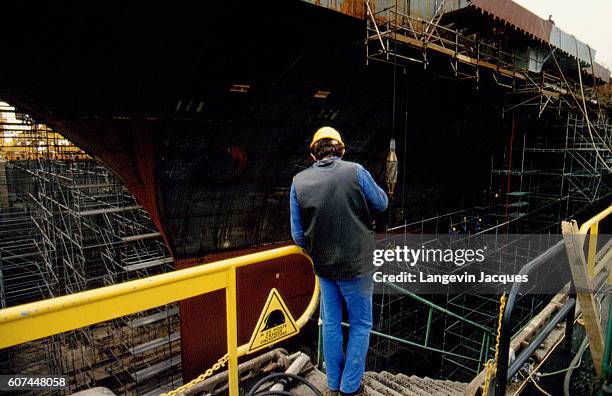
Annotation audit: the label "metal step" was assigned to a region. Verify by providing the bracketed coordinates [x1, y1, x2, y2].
[132, 356, 181, 382]
[363, 372, 467, 396]
[129, 332, 180, 355]
[122, 257, 174, 271]
[128, 308, 179, 328]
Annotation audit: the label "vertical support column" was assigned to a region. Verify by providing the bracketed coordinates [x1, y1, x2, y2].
[562, 221, 604, 375]
[0, 160, 8, 210]
[226, 267, 239, 395]
[424, 307, 433, 346]
[0, 248, 5, 309]
[564, 291, 576, 352]
[588, 223, 599, 277]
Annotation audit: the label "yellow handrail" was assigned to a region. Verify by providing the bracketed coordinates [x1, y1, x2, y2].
[579, 204, 612, 234]
[578, 204, 612, 278]
[0, 245, 320, 396]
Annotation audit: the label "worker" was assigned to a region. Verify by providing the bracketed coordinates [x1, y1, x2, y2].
[290, 127, 388, 396]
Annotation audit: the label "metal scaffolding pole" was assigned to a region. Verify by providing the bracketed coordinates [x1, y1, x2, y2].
[0, 102, 182, 394]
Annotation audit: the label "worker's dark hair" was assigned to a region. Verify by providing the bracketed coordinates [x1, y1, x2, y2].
[311, 138, 345, 160]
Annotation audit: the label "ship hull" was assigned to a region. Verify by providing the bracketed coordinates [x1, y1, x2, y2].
[1, 0, 509, 380]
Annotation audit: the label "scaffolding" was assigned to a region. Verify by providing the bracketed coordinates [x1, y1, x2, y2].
[0, 101, 182, 394]
[363, 1, 612, 382]
[365, 1, 608, 115]
[364, 0, 611, 236]
[490, 113, 612, 233]
[367, 211, 559, 381]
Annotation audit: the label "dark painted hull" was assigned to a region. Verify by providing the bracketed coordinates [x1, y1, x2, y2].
[0, 0, 507, 256]
[1, 0, 509, 380]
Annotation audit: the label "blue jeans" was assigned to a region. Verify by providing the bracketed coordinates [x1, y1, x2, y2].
[319, 276, 373, 393]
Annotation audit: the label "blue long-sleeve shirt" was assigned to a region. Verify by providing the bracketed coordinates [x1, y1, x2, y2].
[290, 159, 388, 248]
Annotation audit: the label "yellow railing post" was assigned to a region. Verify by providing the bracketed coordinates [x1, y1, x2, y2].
[226, 266, 239, 396]
[588, 223, 599, 278]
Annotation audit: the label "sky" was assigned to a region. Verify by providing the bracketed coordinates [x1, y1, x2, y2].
[514, 0, 612, 68]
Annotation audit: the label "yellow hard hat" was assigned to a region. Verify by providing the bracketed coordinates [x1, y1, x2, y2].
[309, 126, 344, 149]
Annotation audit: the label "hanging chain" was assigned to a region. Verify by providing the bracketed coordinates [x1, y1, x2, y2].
[162, 353, 230, 396]
[482, 292, 507, 396]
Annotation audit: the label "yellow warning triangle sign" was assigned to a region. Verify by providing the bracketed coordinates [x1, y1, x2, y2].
[247, 288, 299, 354]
